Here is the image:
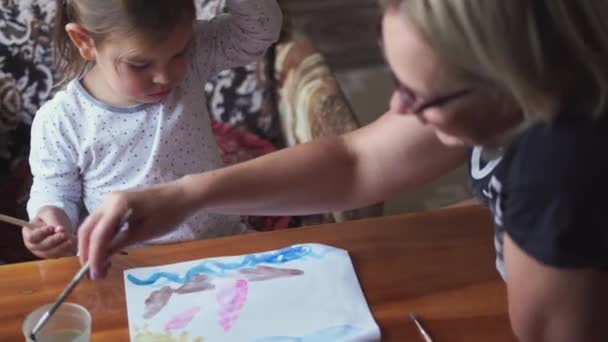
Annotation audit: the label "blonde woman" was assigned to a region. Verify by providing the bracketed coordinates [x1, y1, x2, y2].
[79, 1, 608, 340]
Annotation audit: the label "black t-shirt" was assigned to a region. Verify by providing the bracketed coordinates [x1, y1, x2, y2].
[469, 114, 608, 277]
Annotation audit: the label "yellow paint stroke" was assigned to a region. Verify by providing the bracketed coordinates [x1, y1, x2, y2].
[133, 324, 204, 342]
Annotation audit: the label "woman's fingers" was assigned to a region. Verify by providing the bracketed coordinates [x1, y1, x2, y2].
[85, 207, 131, 279]
[77, 212, 101, 266]
[78, 193, 131, 278]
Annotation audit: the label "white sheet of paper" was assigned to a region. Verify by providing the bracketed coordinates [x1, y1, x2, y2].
[123, 243, 381, 341]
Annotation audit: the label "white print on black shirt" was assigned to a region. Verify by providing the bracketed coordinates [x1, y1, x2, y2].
[470, 146, 507, 278]
[487, 176, 504, 226]
[471, 146, 502, 180]
[486, 175, 506, 278]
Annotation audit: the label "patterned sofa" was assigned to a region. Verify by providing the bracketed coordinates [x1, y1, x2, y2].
[0, 0, 382, 263]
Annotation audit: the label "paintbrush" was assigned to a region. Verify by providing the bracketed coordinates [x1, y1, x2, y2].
[29, 209, 133, 341]
[410, 312, 434, 342]
[0, 213, 38, 229]
[1, 213, 130, 256]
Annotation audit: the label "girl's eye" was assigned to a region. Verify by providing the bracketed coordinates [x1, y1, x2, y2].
[128, 63, 150, 71]
[172, 49, 189, 61]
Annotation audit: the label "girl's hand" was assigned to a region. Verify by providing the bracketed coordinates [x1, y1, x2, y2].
[23, 206, 76, 259]
[78, 181, 192, 279]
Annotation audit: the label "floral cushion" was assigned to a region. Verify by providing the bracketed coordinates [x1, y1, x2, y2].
[0, 1, 54, 176]
[212, 121, 291, 231]
[197, 0, 284, 148]
[0, 1, 56, 262]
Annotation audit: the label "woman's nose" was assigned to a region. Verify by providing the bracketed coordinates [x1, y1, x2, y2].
[389, 91, 402, 113]
[389, 91, 428, 123]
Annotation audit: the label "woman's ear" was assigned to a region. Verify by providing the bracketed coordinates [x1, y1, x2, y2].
[65, 23, 97, 61]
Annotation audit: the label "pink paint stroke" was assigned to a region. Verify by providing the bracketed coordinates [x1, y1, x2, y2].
[165, 306, 201, 330]
[217, 279, 248, 332]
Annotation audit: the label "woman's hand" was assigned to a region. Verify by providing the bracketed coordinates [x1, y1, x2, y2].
[77, 180, 193, 279]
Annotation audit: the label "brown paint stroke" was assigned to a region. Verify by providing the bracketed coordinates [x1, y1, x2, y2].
[238, 266, 304, 281]
[143, 275, 215, 319]
[175, 274, 216, 294]
[143, 286, 173, 319]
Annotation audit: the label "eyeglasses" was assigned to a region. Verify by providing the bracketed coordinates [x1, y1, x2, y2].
[378, 20, 473, 115]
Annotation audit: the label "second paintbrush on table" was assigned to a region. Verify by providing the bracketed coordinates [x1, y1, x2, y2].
[410, 312, 434, 342]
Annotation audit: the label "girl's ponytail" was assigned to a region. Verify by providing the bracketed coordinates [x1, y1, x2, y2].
[53, 0, 87, 88]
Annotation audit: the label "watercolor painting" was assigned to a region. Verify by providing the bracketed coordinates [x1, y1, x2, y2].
[124, 244, 380, 341]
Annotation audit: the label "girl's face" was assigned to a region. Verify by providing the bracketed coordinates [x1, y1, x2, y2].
[381, 10, 522, 146]
[91, 19, 193, 106]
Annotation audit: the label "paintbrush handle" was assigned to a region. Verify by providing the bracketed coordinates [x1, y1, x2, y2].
[30, 262, 90, 338]
[29, 209, 133, 339]
[0, 213, 38, 229]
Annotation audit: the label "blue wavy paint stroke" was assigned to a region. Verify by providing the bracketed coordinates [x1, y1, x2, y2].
[251, 325, 360, 342]
[127, 244, 333, 286]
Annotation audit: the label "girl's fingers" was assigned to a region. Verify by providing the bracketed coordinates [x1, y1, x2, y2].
[23, 226, 55, 245]
[32, 232, 68, 251]
[54, 225, 69, 234]
[45, 238, 76, 258]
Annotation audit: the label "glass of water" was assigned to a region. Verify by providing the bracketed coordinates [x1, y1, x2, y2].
[22, 302, 91, 342]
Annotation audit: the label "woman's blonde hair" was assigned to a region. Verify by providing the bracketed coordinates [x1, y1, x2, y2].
[380, 0, 608, 121]
[54, 0, 195, 87]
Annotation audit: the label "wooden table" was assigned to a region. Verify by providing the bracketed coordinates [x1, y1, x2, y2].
[0, 206, 515, 341]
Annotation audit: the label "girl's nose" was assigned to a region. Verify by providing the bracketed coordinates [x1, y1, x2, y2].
[153, 68, 174, 86]
[153, 71, 170, 86]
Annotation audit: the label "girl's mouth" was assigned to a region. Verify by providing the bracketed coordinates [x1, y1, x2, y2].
[150, 89, 171, 98]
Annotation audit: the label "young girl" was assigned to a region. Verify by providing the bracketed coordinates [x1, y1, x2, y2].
[22, 0, 282, 259]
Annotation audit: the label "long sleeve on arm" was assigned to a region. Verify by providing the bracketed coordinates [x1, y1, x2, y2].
[192, 0, 282, 78]
[27, 101, 83, 231]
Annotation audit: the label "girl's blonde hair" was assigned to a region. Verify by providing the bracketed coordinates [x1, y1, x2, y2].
[53, 0, 195, 87]
[380, 0, 608, 121]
